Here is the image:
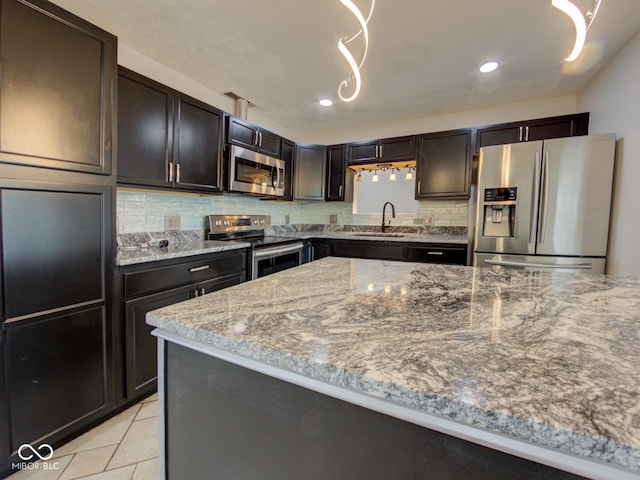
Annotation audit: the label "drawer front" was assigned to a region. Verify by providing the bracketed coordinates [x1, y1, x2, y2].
[406, 245, 467, 265]
[124, 251, 246, 298]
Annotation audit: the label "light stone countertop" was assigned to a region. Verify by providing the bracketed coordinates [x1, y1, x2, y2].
[147, 257, 640, 476]
[115, 241, 250, 266]
[289, 231, 468, 244]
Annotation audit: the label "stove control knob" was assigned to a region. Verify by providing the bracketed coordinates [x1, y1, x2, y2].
[223, 220, 229, 226]
[214, 220, 221, 226]
[260, 219, 265, 224]
[253, 219, 258, 225]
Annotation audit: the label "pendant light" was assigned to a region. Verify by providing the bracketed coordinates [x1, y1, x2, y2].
[371, 170, 379, 182]
[552, 0, 601, 62]
[389, 168, 397, 181]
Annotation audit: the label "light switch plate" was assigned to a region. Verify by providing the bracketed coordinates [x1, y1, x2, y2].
[165, 215, 181, 230]
[285, 214, 290, 224]
[329, 214, 338, 224]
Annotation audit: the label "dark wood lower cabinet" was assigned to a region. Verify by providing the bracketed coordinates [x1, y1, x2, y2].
[0, 181, 114, 477]
[125, 286, 194, 398]
[0, 332, 10, 474]
[331, 240, 405, 261]
[314, 239, 468, 266]
[119, 252, 246, 402]
[6, 307, 108, 448]
[406, 244, 467, 265]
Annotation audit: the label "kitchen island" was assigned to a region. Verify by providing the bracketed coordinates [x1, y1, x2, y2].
[147, 257, 640, 479]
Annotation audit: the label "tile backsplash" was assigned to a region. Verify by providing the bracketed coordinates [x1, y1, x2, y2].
[117, 189, 469, 234]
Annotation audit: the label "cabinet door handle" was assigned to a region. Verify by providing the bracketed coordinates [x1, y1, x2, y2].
[417, 180, 421, 193]
[427, 251, 444, 255]
[254, 131, 259, 146]
[519, 126, 523, 142]
[379, 144, 384, 158]
[258, 131, 263, 146]
[189, 265, 210, 273]
[199, 288, 205, 296]
[168, 162, 174, 182]
[339, 184, 343, 197]
[375, 145, 379, 158]
[525, 126, 530, 142]
[176, 163, 181, 183]
[190, 289, 198, 299]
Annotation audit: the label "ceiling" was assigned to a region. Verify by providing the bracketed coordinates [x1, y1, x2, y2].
[50, 0, 640, 138]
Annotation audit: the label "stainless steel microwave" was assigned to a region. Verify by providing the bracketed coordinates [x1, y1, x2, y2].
[227, 144, 285, 197]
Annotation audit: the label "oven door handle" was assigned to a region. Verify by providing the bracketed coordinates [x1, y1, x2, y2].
[253, 243, 303, 259]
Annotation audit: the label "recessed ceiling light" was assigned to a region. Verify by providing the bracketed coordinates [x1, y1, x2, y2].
[319, 99, 333, 107]
[479, 61, 499, 73]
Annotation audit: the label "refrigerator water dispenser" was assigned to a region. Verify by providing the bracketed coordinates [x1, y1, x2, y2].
[481, 187, 517, 238]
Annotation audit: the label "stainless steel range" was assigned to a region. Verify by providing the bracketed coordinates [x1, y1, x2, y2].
[207, 215, 303, 280]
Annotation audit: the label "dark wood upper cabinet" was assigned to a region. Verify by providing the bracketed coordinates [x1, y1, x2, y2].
[326, 144, 347, 201]
[117, 68, 223, 193]
[118, 69, 173, 188]
[416, 129, 472, 199]
[227, 117, 281, 158]
[475, 113, 589, 153]
[348, 136, 415, 164]
[172, 94, 223, 192]
[0, 0, 116, 175]
[294, 144, 327, 201]
[280, 139, 295, 200]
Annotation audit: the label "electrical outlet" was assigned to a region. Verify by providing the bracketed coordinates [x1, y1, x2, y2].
[284, 214, 290, 224]
[413, 217, 425, 225]
[164, 215, 181, 230]
[426, 216, 434, 225]
[329, 214, 338, 224]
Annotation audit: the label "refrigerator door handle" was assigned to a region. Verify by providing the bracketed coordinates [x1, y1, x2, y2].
[539, 150, 551, 244]
[484, 259, 593, 269]
[530, 152, 542, 245]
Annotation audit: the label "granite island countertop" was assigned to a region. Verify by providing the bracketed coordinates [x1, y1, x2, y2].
[147, 257, 640, 478]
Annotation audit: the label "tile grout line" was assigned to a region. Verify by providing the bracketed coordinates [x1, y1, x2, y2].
[55, 452, 76, 480]
[102, 404, 143, 474]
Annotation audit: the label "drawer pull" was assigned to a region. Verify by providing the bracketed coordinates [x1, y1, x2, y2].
[189, 265, 210, 273]
[427, 251, 444, 255]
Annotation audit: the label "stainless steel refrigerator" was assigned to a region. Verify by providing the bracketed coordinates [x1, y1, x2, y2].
[473, 134, 616, 274]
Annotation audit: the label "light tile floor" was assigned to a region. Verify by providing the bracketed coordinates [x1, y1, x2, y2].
[8, 394, 159, 480]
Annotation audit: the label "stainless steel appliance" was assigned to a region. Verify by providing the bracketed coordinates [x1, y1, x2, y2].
[226, 145, 285, 197]
[207, 215, 303, 279]
[474, 134, 616, 273]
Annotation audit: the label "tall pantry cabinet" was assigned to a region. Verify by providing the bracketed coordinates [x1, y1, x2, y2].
[0, 0, 117, 475]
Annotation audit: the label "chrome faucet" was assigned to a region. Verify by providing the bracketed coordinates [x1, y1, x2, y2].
[381, 202, 396, 233]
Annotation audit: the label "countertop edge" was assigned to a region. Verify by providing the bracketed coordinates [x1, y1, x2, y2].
[115, 242, 250, 267]
[151, 327, 640, 480]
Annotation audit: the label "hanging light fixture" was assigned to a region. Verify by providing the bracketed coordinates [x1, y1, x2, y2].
[552, 0, 601, 62]
[337, 0, 375, 102]
[405, 166, 415, 181]
[389, 168, 397, 181]
[356, 170, 363, 182]
[371, 170, 379, 182]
